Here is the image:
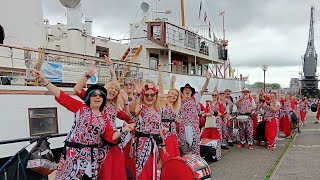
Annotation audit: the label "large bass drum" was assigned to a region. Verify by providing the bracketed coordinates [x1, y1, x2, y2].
[160, 154, 212, 180]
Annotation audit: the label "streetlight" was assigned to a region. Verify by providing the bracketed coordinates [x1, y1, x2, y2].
[261, 64, 268, 92]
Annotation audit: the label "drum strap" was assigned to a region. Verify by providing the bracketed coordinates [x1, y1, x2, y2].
[135, 131, 162, 156]
[62, 141, 99, 164]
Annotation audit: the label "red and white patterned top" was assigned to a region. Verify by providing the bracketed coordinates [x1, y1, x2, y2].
[160, 104, 179, 140]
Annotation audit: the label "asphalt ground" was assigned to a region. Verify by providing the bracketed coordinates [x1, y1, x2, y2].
[271, 112, 320, 180]
[209, 123, 291, 180]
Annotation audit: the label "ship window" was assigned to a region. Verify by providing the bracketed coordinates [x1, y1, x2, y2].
[149, 53, 159, 69]
[191, 62, 196, 75]
[182, 60, 188, 74]
[0, 25, 4, 44]
[96, 46, 109, 58]
[198, 64, 202, 75]
[28, 108, 58, 136]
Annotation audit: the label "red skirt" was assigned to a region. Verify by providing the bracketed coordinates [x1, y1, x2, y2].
[199, 116, 205, 129]
[281, 115, 291, 137]
[98, 146, 127, 180]
[317, 108, 320, 120]
[252, 115, 258, 137]
[123, 139, 136, 179]
[265, 118, 277, 146]
[200, 128, 220, 139]
[300, 110, 306, 123]
[160, 135, 180, 164]
[137, 154, 157, 180]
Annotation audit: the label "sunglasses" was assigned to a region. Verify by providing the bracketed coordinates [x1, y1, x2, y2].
[124, 83, 134, 87]
[144, 93, 156, 98]
[212, 94, 218, 97]
[91, 93, 104, 98]
[243, 91, 249, 94]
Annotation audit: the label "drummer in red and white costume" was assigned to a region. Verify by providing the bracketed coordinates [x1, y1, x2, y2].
[250, 93, 259, 138]
[223, 88, 235, 146]
[201, 90, 228, 149]
[179, 71, 211, 155]
[298, 97, 308, 125]
[280, 94, 295, 138]
[262, 92, 280, 150]
[235, 87, 256, 149]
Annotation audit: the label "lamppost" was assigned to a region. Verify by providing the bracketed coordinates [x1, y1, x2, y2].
[261, 64, 268, 92]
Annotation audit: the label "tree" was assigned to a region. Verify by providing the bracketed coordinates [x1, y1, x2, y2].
[252, 82, 281, 89]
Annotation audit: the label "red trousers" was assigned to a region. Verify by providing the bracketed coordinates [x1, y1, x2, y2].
[252, 115, 258, 137]
[281, 115, 291, 137]
[300, 110, 306, 123]
[265, 118, 277, 147]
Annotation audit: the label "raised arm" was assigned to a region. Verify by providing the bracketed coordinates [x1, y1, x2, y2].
[158, 64, 164, 94]
[35, 70, 60, 98]
[170, 75, 176, 89]
[200, 70, 211, 96]
[120, 89, 130, 116]
[74, 63, 96, 94]
[105, 55, 118, 82]
[35, 70, 82, 113]
[157, 64, 167, 108]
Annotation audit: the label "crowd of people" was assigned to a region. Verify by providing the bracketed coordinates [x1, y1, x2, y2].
[33, 56, 311, 180]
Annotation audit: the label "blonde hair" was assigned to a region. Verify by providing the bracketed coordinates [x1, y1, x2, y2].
[168, 88, 181, 113]
[105, 80, 121, 111]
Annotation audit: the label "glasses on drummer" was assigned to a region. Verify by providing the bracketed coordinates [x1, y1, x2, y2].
[91, 93, 104, 98]
[212, 94, 218, 97]
[124, 83, 134, 87]
[144, 93, 156, 98]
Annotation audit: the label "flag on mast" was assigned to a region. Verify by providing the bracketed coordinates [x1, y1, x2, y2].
[198, 1, 203, 19]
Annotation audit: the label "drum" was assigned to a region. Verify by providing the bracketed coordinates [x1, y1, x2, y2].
[161, 154, 212, 180]
[236, 115, 250, 122]
[311, 103, 318, 112]
[200, 138, 221, 161]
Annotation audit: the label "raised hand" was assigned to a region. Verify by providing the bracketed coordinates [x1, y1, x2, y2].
[171, 75, 176, 83]
[34, 70, 47, 84]
[135, 79, 143, 94]
[86, 63, 96, 76]
[104, 55, 113, 66]
[158, 64, 163, 72]
[205, 70, 211, 79]
[120, 89, 129, 103]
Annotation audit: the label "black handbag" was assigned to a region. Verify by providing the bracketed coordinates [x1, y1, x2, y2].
[26, 136, 56, 175]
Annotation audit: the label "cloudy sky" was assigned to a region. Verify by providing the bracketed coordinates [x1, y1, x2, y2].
[42, 0, 320, 88]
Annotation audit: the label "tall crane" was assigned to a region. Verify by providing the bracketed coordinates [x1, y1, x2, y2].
[301, 6, 318, 98]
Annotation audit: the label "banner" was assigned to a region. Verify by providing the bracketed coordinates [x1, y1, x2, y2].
[41, 62, 62, 82]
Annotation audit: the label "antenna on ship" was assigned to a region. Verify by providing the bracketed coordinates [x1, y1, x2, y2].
[141, 2, 150, 21]
[180, 0, 185, 27]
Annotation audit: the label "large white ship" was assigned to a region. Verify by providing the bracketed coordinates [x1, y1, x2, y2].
[0, 0, 245, 161]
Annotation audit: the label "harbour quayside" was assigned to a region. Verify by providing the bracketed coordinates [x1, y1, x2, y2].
[0, 0, 245, 179]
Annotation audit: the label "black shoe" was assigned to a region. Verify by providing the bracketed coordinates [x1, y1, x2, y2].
[228, 142, 234, 146]
[221, 146, 229, 149]
[314, 121, 319, 124]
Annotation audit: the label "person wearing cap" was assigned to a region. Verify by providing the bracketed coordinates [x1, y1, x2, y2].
[34, 70, 135, 180]
[222, 88, 235, 146]
[179, 71, 211, 155]
[235, 87, 256, 149]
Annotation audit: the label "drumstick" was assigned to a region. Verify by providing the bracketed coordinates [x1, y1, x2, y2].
[35, 48, 45, 86]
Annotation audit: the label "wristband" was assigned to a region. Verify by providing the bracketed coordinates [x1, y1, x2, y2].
[124, 103, 129, 106]
[85, 73, 91, 79]
[43, 81, 50, 86]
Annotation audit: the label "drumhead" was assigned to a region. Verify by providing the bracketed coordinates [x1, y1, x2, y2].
[161, 158, 195, 179]
[161, 155, 211, 180]
[236, 115, 249, 121]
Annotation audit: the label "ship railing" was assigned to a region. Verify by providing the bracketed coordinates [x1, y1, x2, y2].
[0, 44, 143, 86]
[165, 22, 222, 60]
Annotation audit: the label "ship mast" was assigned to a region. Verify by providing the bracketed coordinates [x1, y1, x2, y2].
[180, 0, 185, 27]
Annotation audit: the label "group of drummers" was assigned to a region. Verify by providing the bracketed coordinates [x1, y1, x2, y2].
[202, 88, 309, 152]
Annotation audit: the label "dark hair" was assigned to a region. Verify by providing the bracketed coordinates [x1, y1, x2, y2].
[84, 84, 107, 112]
